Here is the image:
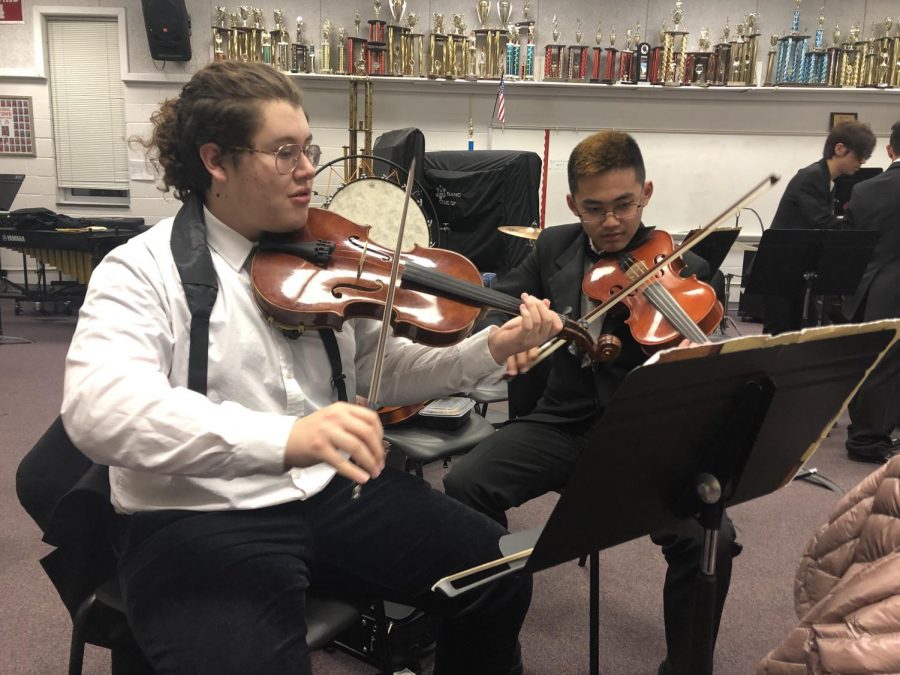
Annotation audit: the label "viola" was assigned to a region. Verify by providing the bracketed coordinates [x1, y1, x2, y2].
[250, 207, 618, 362]
[583, 229, 722, 353]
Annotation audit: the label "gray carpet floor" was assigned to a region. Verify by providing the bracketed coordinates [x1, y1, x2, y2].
[0, 299, 880, 674]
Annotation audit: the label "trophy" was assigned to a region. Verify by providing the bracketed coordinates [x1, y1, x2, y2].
[335, 26, 347, 75]
[512, 0, 535, 80]
[601, 25, 618, 83]
[403, 13, 424, 77]
[270, 10, 292, 72]
[684, 26, 712, 86]
[618, 25, 638, 84]
[429, 13, 448, 78]
[320, 19, 333, 74]
[825, 25, 842, 86]
[774, 0, 810, 84]
[727, 13, 760, 86]
[473, 0, 505, 78]
[566, 19, 588, 81]
[590, 22, 603, 83]
[368, 0, 386, 43]
[386, 0, 408, 76]
[249, 7, 265, 63]
[233, 7, 252, 63]
[292, 17, 310, 73]
[801, 8, 828, 85]
[212, 7, 230, 62]
[891, 17, 900, 87]
[506, 24, 521, 79]
[870, 17, 895, 88]
[522, 24, 536, 80]
[660, 0, 689, 85]
[543, 15, 566, 81]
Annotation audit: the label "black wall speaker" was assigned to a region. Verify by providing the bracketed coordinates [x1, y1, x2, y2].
[141, 0, 192, 61]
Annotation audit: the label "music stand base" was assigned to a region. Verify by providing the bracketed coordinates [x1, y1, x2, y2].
[793, 468, 843, 493]
[0, 335, 33, 344]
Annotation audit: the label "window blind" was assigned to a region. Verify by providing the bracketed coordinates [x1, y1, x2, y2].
[47, 19, 129, 191]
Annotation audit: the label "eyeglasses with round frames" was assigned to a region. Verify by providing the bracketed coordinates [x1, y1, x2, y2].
[576, 199, 643, 224]
[232, 143, 322, 174]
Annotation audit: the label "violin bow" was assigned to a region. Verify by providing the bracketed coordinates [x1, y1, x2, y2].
[350, 158, 417, 499]
[532, 172, 780, 365]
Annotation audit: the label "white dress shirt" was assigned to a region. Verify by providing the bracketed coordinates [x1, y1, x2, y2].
[62, 208, 506, 514]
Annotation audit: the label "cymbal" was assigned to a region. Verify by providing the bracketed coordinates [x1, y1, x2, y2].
[499, 225, 542, 240]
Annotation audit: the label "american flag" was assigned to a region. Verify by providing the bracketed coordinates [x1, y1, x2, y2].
[496, 75, 506, 125]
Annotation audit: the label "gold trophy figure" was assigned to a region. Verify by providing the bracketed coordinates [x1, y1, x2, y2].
[355, 11, 361, 36]
[293, 16, 310, 74]
[235, 6, 251, 63]
[323, 18, 334, 65]
[429, 13, 447, 78]
[212, 6, 230, 61]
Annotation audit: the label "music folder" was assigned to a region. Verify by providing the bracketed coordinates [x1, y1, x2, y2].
[433, 320, 900, 597]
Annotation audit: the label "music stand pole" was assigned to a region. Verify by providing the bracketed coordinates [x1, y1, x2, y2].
[801, 271, 816, 326]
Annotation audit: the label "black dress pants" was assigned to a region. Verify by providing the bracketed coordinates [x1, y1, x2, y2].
[444, 418, 740, 675]
[117, 467, 531, 674]
[847, 340, 900, 455]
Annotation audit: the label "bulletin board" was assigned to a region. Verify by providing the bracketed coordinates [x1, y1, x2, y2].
[0, 95, 35, 156]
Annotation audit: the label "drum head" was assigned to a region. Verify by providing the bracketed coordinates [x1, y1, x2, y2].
[326, 177, 432, 250]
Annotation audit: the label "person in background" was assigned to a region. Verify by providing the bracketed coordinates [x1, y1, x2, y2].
[444, 130, 740, 675]
[763, 120, 877, 334]
[842, 120, 900, 464]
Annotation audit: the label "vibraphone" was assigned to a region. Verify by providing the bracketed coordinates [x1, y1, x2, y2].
[0, 221, 145, 313]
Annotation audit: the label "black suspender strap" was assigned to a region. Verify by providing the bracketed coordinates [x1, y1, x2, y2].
[170, 195, 218, 395]
[170, 195, 347, 405]
[318, 329, 348, 402]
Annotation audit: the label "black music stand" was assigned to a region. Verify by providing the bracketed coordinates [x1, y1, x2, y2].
[433, 322, 899, 674]
[745, 228, 879, 328]
[682, 227, 741, 276]
[0, 174, 33, 345]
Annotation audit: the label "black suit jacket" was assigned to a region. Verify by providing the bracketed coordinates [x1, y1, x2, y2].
[490, 223, 649, 422]
[770, 158, 840, 230]
[843, 162, 900, 320]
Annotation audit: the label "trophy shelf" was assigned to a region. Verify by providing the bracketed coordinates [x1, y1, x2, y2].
[286, 70, 900, 104]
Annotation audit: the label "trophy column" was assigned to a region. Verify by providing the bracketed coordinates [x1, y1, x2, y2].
[212, 7, 231, 62]
[602, 27, 618, 84]
[660, 2, 689, 86]
[566, 21, 587, 82]
[506, 27, 521, 80]
[589, 23, 603, 83]
[774, 2, 809, 84]
[429, 14, 448, 78]
[404, 13, 424, 77]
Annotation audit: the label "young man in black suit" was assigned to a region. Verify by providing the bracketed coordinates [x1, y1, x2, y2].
[762, 120, 877, 334]
[843, 120, 900, 464]
[443, 130, 739, 675]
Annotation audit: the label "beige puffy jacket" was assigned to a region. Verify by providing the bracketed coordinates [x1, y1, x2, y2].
[757, 456, 900, 674]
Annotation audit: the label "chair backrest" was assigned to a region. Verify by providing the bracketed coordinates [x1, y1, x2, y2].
[16, 416, 118, 616]
[16, 416, 93, 532]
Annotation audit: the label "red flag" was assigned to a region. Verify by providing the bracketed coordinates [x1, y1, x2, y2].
[496, 75, 506, 124]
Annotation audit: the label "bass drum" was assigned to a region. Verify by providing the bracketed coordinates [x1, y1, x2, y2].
[325, 177, 433, 251]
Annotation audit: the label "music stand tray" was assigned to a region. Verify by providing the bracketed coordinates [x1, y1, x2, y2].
[744, 229, 878, 321]
[433, 321, 900, 670]
[682, 227, 741, 274]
